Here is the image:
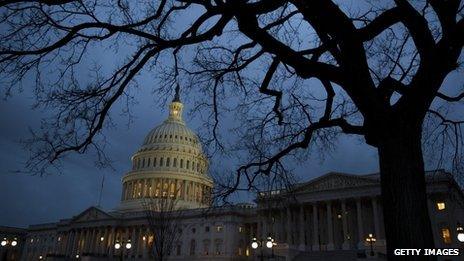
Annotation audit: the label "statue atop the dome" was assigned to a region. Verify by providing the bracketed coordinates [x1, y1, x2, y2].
[168, 84, 183, 122]
[173, 84, 181, 103]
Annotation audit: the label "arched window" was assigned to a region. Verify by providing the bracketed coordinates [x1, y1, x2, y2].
[147, 157, 151, 167]
[180, 159, 184, 168]
[192, 161, 195, 170]
[160, 157, 164, 167]
[166, 157, 170, 167]
[142, 158, 145, 168]
[187, 160, 190, 169]
[190, 240, 196, 255]
[173, 158, 177, 167]
[153, 158, 157, 167]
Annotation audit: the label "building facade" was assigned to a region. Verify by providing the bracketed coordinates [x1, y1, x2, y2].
[6, 91, 464, 261]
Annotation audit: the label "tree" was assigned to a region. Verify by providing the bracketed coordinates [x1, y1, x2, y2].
[143, 196, 183, 261]
[0, 0, 463, 259]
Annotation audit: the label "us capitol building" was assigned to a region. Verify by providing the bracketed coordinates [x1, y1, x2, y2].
[1, 90, 464, 261]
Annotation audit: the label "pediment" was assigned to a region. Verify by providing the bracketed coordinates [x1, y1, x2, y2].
[72, 207, 113, 223]
[295, 173, 378, 193]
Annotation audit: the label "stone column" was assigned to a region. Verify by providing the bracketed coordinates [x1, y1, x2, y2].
[183, 180, 187, 200]
[326, 201, 334, 250]
[102, 227, 109, 255]
[121, 183, 126, 201]
[262, 211, 268, 238]
[372, 197, 381, 240]
[65, 231, 73, 257]
[356, 198, 364, 249]
[90, 229, 95, 253]
[75, 229, 81, 256]
[140, 179, 145, 197]
[84, 229, 90, 253]
[142, 227, 149, 258]
[130, 227, 136, 256]
[298, 205, 306, 251]
[312, 204, 319, 251]
[286, 207, 292, 245]
[109, 227, 116, 257]
[341, 200, 349, 250]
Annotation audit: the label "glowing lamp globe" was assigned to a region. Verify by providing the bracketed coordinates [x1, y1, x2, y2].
[266, 240, 273, 248]
[251, 241, 258, 249]
[11, 240, 17, 246]
[0, 240, 6, 247]
[114, 242, 121, 249]
[125, 242, 132, 249]
[458, 232, 464, 243]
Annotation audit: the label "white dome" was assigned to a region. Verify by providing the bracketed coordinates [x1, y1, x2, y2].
[119, 89, 213, 212]
[140, 119, 202, 152]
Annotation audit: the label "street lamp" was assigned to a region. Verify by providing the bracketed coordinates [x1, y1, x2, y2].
[457, 223, 464, 243]
[114, 239, 132, 261]
[1, 237, 18, 260]
[251, 235, 274, 261]
[365, 233, 376, 256]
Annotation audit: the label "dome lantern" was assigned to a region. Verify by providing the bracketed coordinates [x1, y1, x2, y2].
[168, 84, 183, 122]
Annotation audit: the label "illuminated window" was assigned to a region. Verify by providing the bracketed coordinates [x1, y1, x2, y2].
[238, 226, 243, 233]
[436, 202, 446, 211]
[245, 247, 250, 256]
[441, 228, 452, 244]
[216, 226, 223, 232]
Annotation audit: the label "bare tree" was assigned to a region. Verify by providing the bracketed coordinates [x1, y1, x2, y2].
[1, 1, 463, 259]
[143, 196, 183, 261]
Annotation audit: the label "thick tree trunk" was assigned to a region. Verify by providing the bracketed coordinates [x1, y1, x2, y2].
[377, 121, 435, 260]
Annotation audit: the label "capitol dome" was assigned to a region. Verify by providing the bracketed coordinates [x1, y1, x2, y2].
[118, 86, 213, 212]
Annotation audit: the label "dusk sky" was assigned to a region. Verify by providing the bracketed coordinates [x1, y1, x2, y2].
[0, 0, 462, 230]
[0, 78, 382, 228]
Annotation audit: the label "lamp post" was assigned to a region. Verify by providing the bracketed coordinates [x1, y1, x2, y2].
[114, 239, 132, 261]
[365, 233, 376, 256]
[251, 235, 274, 261]
[1, 237, 18, 260]
[457, 223, 464, 243]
